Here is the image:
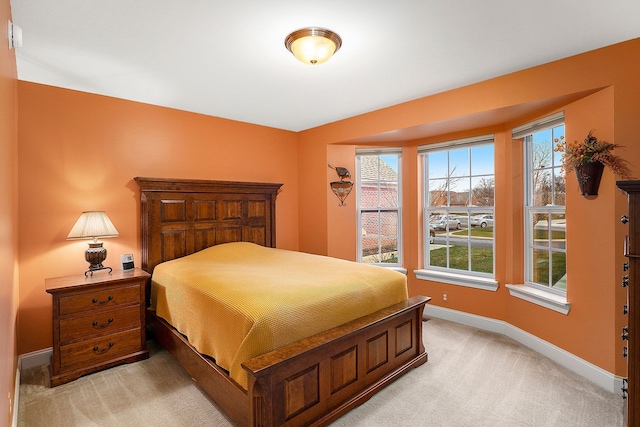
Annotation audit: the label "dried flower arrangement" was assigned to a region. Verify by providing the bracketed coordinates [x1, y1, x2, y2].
[555, 130, 631, 179]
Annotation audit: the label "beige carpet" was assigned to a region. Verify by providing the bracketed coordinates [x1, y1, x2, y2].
[19, 318, 624, 426]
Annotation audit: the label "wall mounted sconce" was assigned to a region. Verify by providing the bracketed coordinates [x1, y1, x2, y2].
[67, 211, 119, 276]
[328, 162, 353, 207]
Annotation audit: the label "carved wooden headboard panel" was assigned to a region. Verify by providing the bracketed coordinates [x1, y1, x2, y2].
[135, 177, 282, 274]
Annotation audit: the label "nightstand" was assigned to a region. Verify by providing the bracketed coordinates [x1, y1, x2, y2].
[46, 268, 150, 387]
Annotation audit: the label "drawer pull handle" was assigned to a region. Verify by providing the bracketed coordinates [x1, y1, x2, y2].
[92, 296, 113, 305]
[93, 342, 114, 354]
[92, 318, 114, 329]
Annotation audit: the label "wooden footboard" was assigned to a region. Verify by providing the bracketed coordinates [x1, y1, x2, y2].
[148, 295, 429, 427]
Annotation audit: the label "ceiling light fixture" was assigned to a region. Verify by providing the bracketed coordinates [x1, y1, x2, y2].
[285, 27, 342, 65]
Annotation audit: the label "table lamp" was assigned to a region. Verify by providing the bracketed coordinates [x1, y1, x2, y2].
[67, 211, 119, 276]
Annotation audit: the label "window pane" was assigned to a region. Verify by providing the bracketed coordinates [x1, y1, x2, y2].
[531, 212, 550, 247]
[532, 248, 550, 284]
[532, 170, 553, 206]
[471, 145, 494, 176]
[428, 179, 448, 206]
[531, 129, 553, 169]
[360, 181, 379, 208]
[361, 211, 379, 239]
[429, 151, 448, 179]
[429, 213, 461, 231]
[448, 241, 469, 272]
[449, 148, 469, 177]
[449, 176, 470, 203]
[550, 213, 566, 243]
[379, 181, 398, 208]
[472, 177, 495, 207]
[470, 212, 494, 274]
[379, 211, 398, 238]
[551, 252, 567, 290]
[361, 237, 378, 261]
[429, 246, 448, 268]
[379, 238, 398, 264]
[471, 247, 494, 274]
[470, 212, 494, 230]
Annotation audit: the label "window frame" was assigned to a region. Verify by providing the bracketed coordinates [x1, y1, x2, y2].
[521, 119, 567, 296]
[355, 149, 403, 268]
[416, 135, 498, 290]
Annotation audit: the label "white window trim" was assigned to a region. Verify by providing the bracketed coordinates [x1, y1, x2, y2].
[420, 135, 496, 279]
[356, 149, 402, 267]
[414, 269, 498, 291]
[506, 284, 570, 315]
[519, 114, 566, 296]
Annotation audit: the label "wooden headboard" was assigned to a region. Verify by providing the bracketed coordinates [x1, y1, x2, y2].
[135, 177, 282, 274]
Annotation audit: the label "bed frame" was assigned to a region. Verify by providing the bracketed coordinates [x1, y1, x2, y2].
[135, 177, 429, 427]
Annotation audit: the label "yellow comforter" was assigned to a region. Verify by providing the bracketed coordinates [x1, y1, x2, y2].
[151, 242, 408, 389]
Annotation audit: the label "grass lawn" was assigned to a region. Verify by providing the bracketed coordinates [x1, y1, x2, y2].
[532, 252, 566, 286]
[429, 245, 493, 273]
[534, 229, 566, 239]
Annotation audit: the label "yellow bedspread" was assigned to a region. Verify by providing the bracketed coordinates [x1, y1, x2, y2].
[150, 242, 408, 389]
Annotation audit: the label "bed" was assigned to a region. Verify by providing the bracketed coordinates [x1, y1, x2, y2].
[135, 177, 430, 427]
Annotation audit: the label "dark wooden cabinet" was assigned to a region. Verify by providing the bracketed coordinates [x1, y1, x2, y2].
[46, 268, 150, 386]
[618, 180, 640, 426]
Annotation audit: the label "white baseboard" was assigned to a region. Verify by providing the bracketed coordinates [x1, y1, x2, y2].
[18, 347, 52, 371]
[424, 305, 625, 396]
[13, 347, 52, 427]
[12, 365, 19, 427]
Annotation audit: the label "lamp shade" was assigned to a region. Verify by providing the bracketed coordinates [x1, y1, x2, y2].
[67, 211, 119, 240]
[285, 27, 342, 65]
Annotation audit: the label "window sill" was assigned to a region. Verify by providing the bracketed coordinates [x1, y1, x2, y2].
[414, 269, 498, 291]
[386, 266, 407, 275]
[506, 284, 570, 315]
[366, 264, 407, 275]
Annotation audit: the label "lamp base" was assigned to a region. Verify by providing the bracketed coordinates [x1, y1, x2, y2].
[85, 265, 113, 277]
[84, 242, 113, 277]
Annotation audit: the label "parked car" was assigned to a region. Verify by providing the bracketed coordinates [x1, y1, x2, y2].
[470, 214, 493, 228]
[430, 215, 461, 230]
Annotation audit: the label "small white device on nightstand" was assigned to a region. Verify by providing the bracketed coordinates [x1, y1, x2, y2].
[121, 254, 134, 270]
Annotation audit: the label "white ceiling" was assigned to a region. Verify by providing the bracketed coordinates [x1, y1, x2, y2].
[10, 1, 640, 133]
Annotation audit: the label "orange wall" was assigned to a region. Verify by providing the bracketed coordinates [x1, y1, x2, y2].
[16, 83, 300, 354]
[298, 38, 640, 377]
[0, 0, 19, 424]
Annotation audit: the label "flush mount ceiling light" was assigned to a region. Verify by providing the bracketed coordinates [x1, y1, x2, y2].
[284, 27, 342, 65]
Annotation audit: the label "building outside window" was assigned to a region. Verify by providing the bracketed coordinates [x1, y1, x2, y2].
[515, 113, 566, 294]
[420, 135, 495, 279]
[356, 149, 401, 266]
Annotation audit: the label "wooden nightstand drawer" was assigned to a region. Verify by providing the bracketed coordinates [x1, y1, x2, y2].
[59, 284, 141, 316]
[47, 269, 150, 386]
[59, 328, 143, 370]
[59, 305, 142, 344]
